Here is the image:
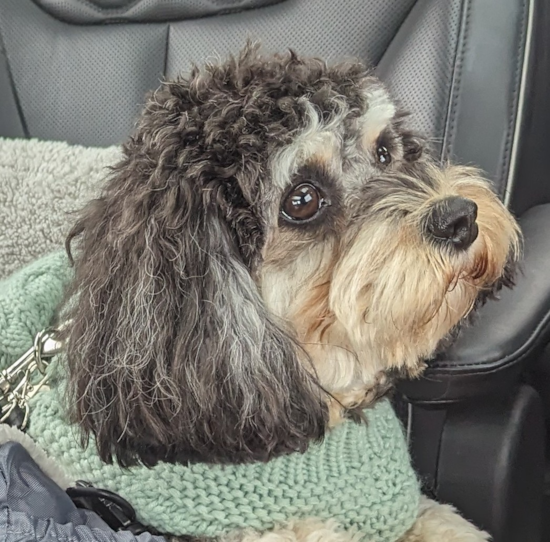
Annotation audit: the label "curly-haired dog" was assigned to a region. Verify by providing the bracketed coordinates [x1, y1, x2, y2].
[62, 45, 520, 541]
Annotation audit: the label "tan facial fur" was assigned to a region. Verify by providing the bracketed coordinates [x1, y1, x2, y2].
[260, 89, 520, 424]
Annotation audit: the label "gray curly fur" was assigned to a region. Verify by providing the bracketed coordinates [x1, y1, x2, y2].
[63, 44, 379, 467]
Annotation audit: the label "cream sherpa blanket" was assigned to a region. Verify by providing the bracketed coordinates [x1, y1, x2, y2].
[0, 138, 120, 279]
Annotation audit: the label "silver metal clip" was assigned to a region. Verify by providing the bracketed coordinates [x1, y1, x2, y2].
[0, 324, 65, 430]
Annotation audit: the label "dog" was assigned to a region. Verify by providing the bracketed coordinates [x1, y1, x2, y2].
[61, 45, 520, 541]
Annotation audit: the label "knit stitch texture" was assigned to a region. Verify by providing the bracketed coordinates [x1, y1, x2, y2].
[0, 252, 421, 541]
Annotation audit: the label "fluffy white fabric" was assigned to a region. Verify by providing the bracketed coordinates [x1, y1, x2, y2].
[0, 138, 120, 279]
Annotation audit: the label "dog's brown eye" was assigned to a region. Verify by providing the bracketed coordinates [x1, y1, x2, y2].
[282, 183, 324, 221]
[377, 145, 391, 165]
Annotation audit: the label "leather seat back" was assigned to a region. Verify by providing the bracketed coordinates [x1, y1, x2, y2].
[0, 0, 534, 207]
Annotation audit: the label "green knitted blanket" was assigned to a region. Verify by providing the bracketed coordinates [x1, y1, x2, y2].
[0, 252, 421, 541]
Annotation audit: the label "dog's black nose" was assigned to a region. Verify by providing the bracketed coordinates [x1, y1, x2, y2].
[427, 196, 479, 250]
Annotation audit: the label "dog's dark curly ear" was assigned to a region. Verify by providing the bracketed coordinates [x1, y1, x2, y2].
[63, 86, 327, 467]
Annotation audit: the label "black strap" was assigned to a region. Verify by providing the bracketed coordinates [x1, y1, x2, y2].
[0, 397, 26, 429]
[67, 481, 155, 536]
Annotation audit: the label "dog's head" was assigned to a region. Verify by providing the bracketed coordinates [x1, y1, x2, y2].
[64, 45, 520, 466]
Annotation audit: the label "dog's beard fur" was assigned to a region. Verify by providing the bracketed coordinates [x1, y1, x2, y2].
[262, 164, 520, 419]
[62, 44, 520, 466]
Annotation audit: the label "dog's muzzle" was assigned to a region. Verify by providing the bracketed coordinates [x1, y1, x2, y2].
[426, 196, 479, 251]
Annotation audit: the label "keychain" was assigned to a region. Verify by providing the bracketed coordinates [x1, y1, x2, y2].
[0, 326, 64, 430]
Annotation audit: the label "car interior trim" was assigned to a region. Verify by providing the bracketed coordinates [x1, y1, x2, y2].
[504, 0, 534, 208]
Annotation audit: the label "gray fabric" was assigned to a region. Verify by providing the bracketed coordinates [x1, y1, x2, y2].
[379, 0, 531, 198]
[440, 0, 530, 200]
[0, 441, 165, 541]
[0, 0, 532, 196]
[0, 39, 25, 139]
[0, 0, 167, 147]
[37, 0, 285, 24]
[166, 0, 416, 77]
[376, 0, 463, 160]
[0, 0, 416, 146]
[0, 138, 120, 279]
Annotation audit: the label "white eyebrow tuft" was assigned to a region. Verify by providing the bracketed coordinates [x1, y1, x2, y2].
[359, 86, 396, 149]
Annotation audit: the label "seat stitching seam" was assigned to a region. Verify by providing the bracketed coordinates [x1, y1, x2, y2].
[442, 0, 472, 162]
[0, 22, 28, 138]
[34, 0, 288, 22]
[498, 0, 528, 199]
[375, 0, 419, 67]
[163, 23, 170, 77]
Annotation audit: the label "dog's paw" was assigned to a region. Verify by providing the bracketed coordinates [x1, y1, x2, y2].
[398, 496, 491, 542]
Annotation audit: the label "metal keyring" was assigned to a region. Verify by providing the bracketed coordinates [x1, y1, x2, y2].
[33, 328, 50, 374]
[33, 326, 65, 374]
